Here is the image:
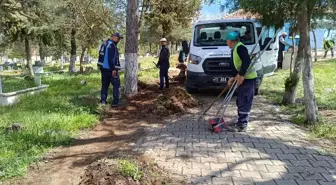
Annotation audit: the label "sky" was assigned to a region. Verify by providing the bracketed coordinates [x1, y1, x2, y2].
[199, 1, 227, 20]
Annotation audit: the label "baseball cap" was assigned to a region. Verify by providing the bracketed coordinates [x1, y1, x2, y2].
[112, 32, 123, 39]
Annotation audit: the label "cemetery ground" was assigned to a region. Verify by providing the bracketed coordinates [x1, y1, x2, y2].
[0, 57, 336, 185]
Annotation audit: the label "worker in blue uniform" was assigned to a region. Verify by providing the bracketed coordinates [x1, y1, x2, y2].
[100, 33, 123, 107]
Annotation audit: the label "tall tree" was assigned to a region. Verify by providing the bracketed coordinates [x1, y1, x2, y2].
[124, 0, 139, 97]
[144, 0, 202, 39]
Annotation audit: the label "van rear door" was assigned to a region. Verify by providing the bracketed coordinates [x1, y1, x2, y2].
[259, 27, 278, 76]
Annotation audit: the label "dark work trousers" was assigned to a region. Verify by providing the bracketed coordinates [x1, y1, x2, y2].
[324, 48, 334, 58]
[101, 69, 120, 105]
[236, 78, 256, 128]
[159, 67, 169, 89]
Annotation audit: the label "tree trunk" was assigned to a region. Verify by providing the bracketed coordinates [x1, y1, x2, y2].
[327, 29, 331, 37]
[79, 46, 87, 73]
[149, 43, 152, 53]
[301, 7, 318, 124]
[24, 36, 34, 76]
[124, 0, 139, 97]
[290, 32, 295, 75]
[282, 18, 305, 105]
[312, 30, 317, 62]
[38, 39, 46, 66]
[69, 28, 77, 73]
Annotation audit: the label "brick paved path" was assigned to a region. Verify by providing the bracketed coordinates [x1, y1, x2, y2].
[133, 96, 336, 185]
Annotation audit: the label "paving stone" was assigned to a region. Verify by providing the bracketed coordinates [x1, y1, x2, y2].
[249, 147, 266, 153]
[225, 152, 243, 159]
[260, 172, 281, 179]
[182, 168, 201, 176]
[201, 157, 218, 163]
[242, 152, 261, 159]
[240, 170, 262, 179]
[193, 151, 209, 157]
[255, 181, 277, 185]
[308, 160, 332, 168]
[274, 179, 298, 185]
[202, 169, 218, 177]
[318, 181, 336, 185]
[254, 142, 271, 149]
[247, 164, 268, 172]
[265, 148, 284, 154]
[300, 172, 326, 181]
[281, 148, 300, 154]
[286, 166, 309, 173]
[221, 170, 241, 178]
[212, 177, 233, 185]
[210, 163, 229, 170]
[280, 173, 304, 180]
[217, 156, 237, 163]
[295, 180, 319, 185]
[276, 154, 297, 160]
[266, 165, 287, 173]
[193, 162, 211, 170]
[294, 154, 315, 160]
[313, 155, 336, 162]
[321, 173, 336, 182]
[254, 159, 274, 165]
[232, 177, 255, 185]
[290, 160, 312, 167]
[229, 163, 249, 171]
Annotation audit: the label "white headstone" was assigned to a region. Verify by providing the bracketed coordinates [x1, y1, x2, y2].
[34, 75, 41, 86]
[0, 77, 2, 93]
[0, 66, 3, 71]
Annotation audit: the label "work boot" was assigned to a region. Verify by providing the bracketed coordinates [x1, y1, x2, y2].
[227, 126, 247, 132]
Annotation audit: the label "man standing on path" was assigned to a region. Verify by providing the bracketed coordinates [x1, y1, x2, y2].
[226, 31, 257, 132]
[97, 39, 107, 72]
[100, 33, 123, 107]
[323, 38, 334, 58]
[277, 32, 292, 69]
[157, 38, 170, 90]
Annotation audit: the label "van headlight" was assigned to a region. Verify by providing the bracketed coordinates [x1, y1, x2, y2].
[189, 54, 202, 65]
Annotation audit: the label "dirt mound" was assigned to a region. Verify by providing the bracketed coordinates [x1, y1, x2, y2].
[155, 87, 198, 117]
[79, 156, 185, 185]
[116, 82, 198, 118]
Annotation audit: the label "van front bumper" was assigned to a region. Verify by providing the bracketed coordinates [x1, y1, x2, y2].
[186, 70, 263, 90]
[186, 71, 231, 89]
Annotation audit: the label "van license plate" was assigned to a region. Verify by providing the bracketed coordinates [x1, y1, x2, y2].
[213, 77, 229, 83]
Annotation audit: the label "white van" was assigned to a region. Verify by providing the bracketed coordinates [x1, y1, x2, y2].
[186, 18, 279, 94]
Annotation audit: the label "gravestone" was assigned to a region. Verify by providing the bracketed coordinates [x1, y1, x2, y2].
[7, 66, 12, 71]
[0, 76, 2, 93]
[34, 75, 41, 86]
[0, 65, 3, 72]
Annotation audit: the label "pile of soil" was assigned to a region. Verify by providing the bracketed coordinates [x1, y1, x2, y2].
[155, 87, 198, 117]
[113, 81, 198, 118]
[79, 156, 185, 185]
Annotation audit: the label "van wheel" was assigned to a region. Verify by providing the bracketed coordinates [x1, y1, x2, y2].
[186, 84, 198, 94]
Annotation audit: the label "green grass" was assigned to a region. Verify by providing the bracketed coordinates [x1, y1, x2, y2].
[0, 58, 158, 181]
[118, 159, 144, 181]
[0, 72, 103, 180]
[1, 77, 36, 93]
[261, 60, 336, 139]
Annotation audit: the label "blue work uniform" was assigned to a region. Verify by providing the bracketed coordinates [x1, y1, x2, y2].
[100, 39, 121, 105]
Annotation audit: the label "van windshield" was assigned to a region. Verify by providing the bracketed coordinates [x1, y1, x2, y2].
[194, 22, 255, 46]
